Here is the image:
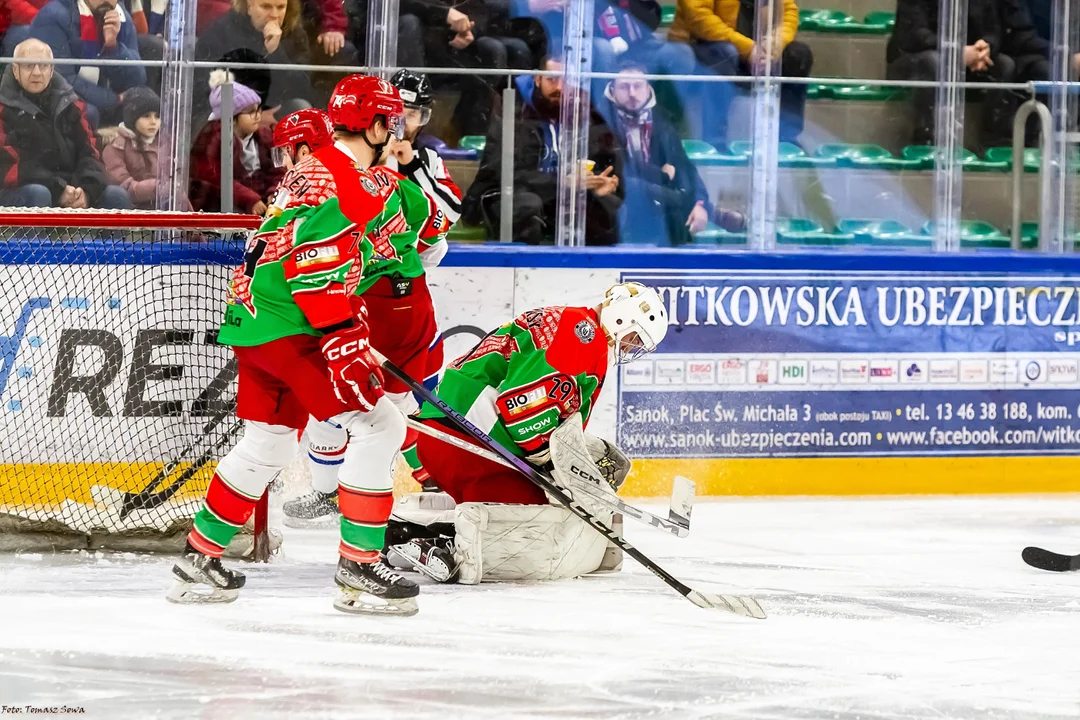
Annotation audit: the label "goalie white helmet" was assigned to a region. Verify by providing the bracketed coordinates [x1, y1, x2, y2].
[599, 282, 668, 364]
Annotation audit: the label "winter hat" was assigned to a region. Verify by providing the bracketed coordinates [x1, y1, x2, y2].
[122, 86, 160, 129]
[208, 70, 262, 121]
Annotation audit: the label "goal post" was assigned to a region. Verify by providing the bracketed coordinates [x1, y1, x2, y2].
[0, 209, 275, 558]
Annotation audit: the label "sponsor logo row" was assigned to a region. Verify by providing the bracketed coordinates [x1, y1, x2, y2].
[623, 358, 1080, 387]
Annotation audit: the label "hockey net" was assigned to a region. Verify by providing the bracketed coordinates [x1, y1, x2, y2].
[0, 209, 273, 557]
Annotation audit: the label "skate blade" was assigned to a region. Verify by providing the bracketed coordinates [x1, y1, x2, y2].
[165, 580, 239, 605]
[283, 514, 341, 530]
[388, 543, 459, 584]
[333, 589, 419, 617]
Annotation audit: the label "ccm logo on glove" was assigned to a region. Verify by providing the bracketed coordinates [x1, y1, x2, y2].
[321, 324, 385, 411]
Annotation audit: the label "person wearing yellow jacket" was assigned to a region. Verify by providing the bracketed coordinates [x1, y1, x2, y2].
[669, 0, 813, 147]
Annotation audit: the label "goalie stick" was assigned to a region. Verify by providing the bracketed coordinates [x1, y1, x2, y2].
[405, 418, 693, 538]
[382, 359, 766, 619]
[1022, 546, 1080, 572]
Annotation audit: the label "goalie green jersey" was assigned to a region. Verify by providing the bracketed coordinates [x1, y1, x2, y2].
[419, 306, 610, 456]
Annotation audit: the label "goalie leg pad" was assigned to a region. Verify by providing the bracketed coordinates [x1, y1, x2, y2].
[453, 502, 612, 585]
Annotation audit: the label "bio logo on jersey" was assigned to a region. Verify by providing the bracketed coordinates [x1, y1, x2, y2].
[294, 244, 341, 269]
[503, 386, 548, 416]
[369, 210, 410, 262]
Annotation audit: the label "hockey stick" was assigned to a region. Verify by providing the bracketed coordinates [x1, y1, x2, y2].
[405, 418, 693, 538]
[382, 360, 766, 619]
[1022, 546, 1080, 572]
[119, 412, 244, 517]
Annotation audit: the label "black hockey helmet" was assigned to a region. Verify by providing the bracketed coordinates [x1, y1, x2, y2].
[391, 70, 433, 110]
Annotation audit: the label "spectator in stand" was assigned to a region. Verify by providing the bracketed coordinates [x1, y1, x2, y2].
[195, 0, 355, 125]
[670, 0, 813, 148]
[125, 0, 166, 91]
[103, 86, 159, 209]
[418, 1, 532, 137]
[600, 61, 711, 245]
[593, 1, 696, 79]
[188, 72, 285, 214]
[462, 56, 624, 245]
[350, 0, 432, 68]
[29, 0, 146, 126]
[1, 0, 49, 57]
[886, 0, 1065, 149]
[0, 39, 131, 208]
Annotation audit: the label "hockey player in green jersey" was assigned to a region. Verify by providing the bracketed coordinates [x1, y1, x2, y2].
[382, 282, 668, 584]
[168, 75, 424, 616]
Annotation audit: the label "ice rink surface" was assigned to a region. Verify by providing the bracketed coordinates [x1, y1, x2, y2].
[2, 495, 1079, 720]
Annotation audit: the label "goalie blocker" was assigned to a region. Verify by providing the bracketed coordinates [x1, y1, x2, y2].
[385, 282, 666, 583]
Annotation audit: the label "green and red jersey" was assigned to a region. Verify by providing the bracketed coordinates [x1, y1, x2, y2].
[420, 306, 610, 457]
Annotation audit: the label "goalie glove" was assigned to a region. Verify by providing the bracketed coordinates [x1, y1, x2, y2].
[584, 434, 631, 491]
[320, 321, 385, 412]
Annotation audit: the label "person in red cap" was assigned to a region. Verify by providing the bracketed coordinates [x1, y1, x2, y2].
[167, 75, 426, 618]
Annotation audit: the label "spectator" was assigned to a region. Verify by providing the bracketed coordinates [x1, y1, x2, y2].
[463, 56, 624, 245]
[125, 0, 167, 91]
[670, 0, 813, 147]
[601, 62, 711, 245]
[1, 0, 49, 57]
[30, 0, 146, 126]
[886, 0, 1061, 149]
[189, 72, 285, 214]
[194, 0, 355, 125]
[419, 1, 531, 138]
[0, 39, 131, 208]
[103, 85, 159, 209]
[593, 2, 696, 78]
[350, 0, 436, 69]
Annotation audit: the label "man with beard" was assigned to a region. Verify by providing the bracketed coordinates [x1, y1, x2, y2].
[462, 55, 624, 245]
[601, 61, 711, 245]
[29, 0, 145, 125]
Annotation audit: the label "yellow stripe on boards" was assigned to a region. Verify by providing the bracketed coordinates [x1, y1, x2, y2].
[0, 463, 215, 510]
[622, 456, 1080, 497]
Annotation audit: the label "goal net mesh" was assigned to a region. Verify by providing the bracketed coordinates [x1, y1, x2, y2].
[0, 209, 263, 553]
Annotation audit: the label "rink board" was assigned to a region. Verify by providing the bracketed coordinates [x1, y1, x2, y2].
[3, 241, 1080, 510]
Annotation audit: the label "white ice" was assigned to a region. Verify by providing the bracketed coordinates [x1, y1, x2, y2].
[2, 496, 1079, 719]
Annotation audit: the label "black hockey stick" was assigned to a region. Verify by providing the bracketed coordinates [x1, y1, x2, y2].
[119, 411, 243, 517]
[381, 359, 766, 618]
[1022, 546, 1080, 572]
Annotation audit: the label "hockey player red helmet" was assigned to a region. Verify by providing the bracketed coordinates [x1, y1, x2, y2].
[272, 108, 334, 167]
[328, 74, 405, 140]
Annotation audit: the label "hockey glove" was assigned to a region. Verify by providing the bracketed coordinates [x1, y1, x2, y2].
[320, 323, 385, 412]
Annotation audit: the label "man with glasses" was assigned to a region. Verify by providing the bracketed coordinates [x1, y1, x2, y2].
[0, 38, 131, 208]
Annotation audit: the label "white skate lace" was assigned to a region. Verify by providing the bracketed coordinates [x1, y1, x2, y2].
[371, 562, 404, 583]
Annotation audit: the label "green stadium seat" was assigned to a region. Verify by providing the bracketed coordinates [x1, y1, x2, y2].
[836, 218, 933, 247]
[798, 9, 891, 33]
[984, 146, 1042, 172]
[902, 145, 1008, 172]
[459, 135, 486, 153]
[825, 84, 909, 101]
[921, 219, 1010, 247]
[806, 84, 830, 100]
[691, 224, 748, 245]
[446, 223, 488, 242]
[660, 5, 676, 27]
[682, 139, 745, 166]
[728, 141, 835, 168]
[815, 143, 924, 170]
[862, 11, 896, 30]
[1015, 222, 1078, 249]
[777, 217, 857, 245]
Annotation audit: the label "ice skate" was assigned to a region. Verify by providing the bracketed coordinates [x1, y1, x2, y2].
[282, 488, 340, 529]
[333, 557, 420, 616]
[386, 535, 459, 583]
[166, 543, 246, 604]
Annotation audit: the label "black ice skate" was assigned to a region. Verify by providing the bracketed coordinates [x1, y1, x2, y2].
[282, 488, 340, 529]
[333, 557, 420, 616]
[166, 543, 246, 604]
[386, 536, 459, 583]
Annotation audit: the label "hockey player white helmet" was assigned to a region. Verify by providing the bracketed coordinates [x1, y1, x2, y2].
[599, 282, 668, 364]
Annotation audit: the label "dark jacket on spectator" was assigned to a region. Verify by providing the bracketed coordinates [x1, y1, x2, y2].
[188, 119, 284, 213]
[601, 87, 710, 244]
[0, 67, 109, 203]
[194, 9, 315, 112]
[30, 0, 146, 114]
[103, 123, 156, 208]
[464, 75, 624, 245]
[887, 0, 1049, 63]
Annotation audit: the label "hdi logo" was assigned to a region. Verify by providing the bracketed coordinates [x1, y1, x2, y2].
[0, 298, 50, 402]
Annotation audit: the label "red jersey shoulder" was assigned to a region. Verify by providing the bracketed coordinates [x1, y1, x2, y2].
[534, 306, 608, 377]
